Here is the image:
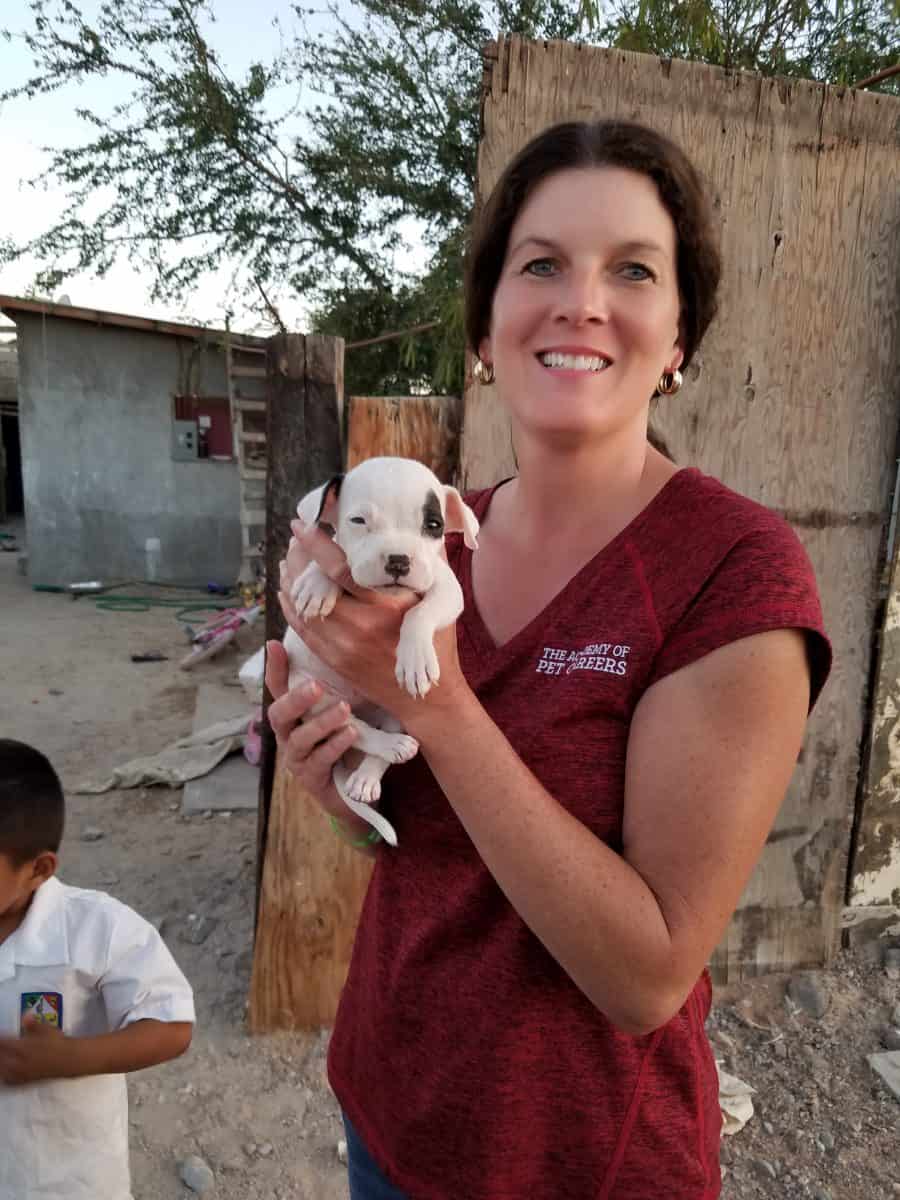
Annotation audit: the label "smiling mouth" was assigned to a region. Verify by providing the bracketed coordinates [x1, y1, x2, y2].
[538, 352, 612, 372]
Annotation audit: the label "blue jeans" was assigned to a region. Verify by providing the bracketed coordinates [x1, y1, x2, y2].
[343, 1114, 410, 1200]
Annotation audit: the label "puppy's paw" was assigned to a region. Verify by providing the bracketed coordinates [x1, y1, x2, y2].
[344, 760, 384, 806]
[395, 626, 440, 698]
[382, 733, 419, 764]
[291, 566, 340, 620]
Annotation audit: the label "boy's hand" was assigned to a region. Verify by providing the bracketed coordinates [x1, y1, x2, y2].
[0, 1015, 72, 1084]
[0, 1016, 193, 1085]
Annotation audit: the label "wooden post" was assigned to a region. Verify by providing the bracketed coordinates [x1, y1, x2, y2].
[249, 391, 462, 1031]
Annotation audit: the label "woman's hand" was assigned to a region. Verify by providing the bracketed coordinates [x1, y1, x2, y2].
[264, 640, 360, 821]
[278, 519, 469, 735]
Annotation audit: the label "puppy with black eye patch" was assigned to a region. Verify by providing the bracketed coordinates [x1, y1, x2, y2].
[281, 457, 479, 846]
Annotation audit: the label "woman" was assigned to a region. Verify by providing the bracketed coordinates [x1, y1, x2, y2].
[266, 120, 831, 1199]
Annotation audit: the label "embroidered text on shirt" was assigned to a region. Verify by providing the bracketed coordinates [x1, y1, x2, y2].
[536, 643, 631, 677]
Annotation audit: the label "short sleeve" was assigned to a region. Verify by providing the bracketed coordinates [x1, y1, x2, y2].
[100, 906, 196, 1030]
[647, 524, 832, 710]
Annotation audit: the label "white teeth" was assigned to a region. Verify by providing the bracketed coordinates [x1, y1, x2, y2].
[539, 352, 611, 372]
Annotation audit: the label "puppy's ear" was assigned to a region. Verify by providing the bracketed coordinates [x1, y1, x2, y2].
[443, 486, 479, 550]
[314, 473, 344, 532]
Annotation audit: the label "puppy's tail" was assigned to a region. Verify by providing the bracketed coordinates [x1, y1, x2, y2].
[332, 763, 399, 848]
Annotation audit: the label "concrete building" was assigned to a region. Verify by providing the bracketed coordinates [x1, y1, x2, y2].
[0, 333, 18, 523]
[0, 296, 266, 587]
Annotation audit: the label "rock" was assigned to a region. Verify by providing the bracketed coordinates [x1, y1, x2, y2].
[881, 1025, 900, 1051]
[819, 1130, 835, 1152]
[337, 1139, 348, 1165]
[868, 1051, 900, 1103]
[258, 1142, 273, 1158]
[885, 947, 900, 981]
[95, 870, 120, 886]
[751, 1157, 778, 1182]
[813, 1190, 833, 1200]
[179, 1155, 215, 1194]
[80, 826, 104, 842]
[179, 915, 218, 945]
[891, 1002, 900, 1027]
[787, 972, 829, 1019]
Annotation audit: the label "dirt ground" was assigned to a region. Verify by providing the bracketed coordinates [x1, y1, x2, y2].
[1, 519, 898, 1200]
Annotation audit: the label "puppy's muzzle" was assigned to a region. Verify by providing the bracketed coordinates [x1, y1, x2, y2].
[385, 553, 411, 581]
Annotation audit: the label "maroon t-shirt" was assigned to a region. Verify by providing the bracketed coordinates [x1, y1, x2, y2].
[328, 467, 831, 1199]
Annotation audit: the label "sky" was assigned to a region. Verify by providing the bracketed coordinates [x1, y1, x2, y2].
[0, 0, 406, 338]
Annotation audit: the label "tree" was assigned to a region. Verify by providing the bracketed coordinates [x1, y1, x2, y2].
[601, 0, 898, 85]
[2, 0, 896, 394]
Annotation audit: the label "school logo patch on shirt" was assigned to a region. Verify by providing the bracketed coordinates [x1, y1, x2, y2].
[21, 991, 63, 1030]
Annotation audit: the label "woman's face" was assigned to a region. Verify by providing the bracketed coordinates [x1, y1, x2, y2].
[480, 166, 684, 446]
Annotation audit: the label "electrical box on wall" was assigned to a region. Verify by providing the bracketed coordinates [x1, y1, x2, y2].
[172, 419, 198, 461]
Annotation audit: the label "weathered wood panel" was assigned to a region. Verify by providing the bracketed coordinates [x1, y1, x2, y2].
[251, 333, 347, 1031]
[346, 394, 462, 476]
[251, 389, 462, 1030]
[849, 530, 900, 909]
[461, 37, 900, 979]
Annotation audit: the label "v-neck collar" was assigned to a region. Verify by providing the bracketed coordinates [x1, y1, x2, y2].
[459, 468, 697, 657]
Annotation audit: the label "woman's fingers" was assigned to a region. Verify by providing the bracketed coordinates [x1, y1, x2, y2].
[281, 700, 358, 790]
[264, 639, 290, 700]
[266, 676, 324, 741]
[294, 722, 359, 783]
[291, 519, 359, 595]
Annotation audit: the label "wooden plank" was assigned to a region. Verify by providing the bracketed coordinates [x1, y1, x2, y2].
[346, 394, 463, 477]
[240, 431, 267, 444]
[463, 36, 900, 979]
[849, 527, 900, 908]
[236, 399, 267, 413]
[251, 332, 348, 1032]
[231, 365, 269, 379]
[248, 749, 374, 1032]
[252, 375, 464, 1031]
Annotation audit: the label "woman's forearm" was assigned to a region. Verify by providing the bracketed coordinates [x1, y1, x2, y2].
[407, 692, 684, 1034]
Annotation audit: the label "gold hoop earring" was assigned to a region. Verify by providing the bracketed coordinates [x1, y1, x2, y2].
[473, 357, 495, 385]
[657, 368, 683, 396]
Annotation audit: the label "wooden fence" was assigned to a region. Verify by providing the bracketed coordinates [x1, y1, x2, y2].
[461, 37, 900, 980]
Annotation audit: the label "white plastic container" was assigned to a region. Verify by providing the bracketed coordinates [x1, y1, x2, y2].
[144, 536, 161, 583]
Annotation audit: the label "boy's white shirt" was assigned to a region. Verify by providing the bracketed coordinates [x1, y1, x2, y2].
[0, 876, 195, 1200]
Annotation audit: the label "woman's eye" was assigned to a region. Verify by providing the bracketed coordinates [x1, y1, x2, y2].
[522, 257, 558, 277]
[349, 516, 366, 525]
[620, 262, 655, 282]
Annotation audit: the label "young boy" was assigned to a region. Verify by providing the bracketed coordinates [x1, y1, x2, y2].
[0, 739, 195, 1199]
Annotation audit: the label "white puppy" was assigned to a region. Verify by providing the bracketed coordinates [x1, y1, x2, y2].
[281, 457, 479, 846]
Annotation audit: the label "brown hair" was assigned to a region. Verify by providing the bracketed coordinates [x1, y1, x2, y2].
[464, 120, 721, 372]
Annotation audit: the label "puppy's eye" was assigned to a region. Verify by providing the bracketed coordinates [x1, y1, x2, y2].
[349, 516, 366, 526]
[424, 518, 444, 533]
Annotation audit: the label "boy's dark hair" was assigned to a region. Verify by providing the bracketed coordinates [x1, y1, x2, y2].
[0, 739, 65, 865]
[465, 119, 722, 373]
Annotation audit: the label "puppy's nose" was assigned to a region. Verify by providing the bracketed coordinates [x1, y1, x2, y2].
[386, 554, 411, 578]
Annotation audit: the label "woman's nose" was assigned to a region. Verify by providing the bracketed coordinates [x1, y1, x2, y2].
[553, 270, 610, 325]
